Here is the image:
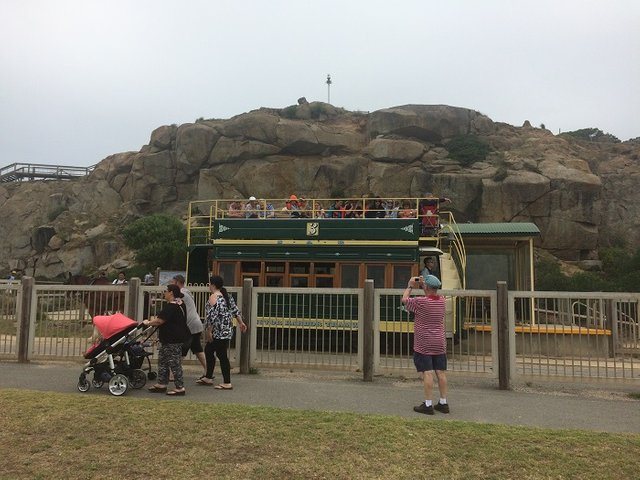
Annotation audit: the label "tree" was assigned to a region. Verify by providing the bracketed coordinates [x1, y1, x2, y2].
[122, 214, 187, 270]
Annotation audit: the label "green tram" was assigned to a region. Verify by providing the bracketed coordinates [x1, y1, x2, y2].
[185, 197, 467, 352]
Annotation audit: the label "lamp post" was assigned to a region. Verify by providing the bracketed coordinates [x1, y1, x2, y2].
[326, 74, 332, 104]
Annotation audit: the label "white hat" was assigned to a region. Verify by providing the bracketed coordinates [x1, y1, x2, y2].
[249, 196, 257, 201]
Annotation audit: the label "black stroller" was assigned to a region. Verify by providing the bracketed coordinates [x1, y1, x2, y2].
[78, 313, 157, 396]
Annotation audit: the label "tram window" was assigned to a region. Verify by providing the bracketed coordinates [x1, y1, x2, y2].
[316, 277, 334, 288]
[314, 263, 335, 275]
[366, 265, 385, 288]
[291, 276, 308, 287]
[393, 265, 412, 289]
[266, 276, 283, 287]
[290, 263, 309, 274]
[241, 261, 261, 273]
[340, 264, 359, 288]
[266, 262, 285, 273]
[218, 263, 236, 285]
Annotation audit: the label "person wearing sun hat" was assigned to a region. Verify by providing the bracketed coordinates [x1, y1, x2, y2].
[401, 273, 450, 415]
[244, 196, 259, 218]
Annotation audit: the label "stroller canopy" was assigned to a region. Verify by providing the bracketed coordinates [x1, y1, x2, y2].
[93, 312, 137, 339]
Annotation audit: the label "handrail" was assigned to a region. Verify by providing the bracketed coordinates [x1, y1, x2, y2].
[0, 162, 94, 182]
[189, 197, 437, 219]
[571, 299, 606, 329]
[186, 196, 460, 244]
[440, 211, 467, 290]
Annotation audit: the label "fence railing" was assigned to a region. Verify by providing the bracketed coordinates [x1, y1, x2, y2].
[510, 291, 640, 379]
[0, 163, 94, 183]
[3, 278, 640, 383]
[0, 283, 21, 356]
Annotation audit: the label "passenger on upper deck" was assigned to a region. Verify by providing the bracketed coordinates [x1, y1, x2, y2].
[244, 196, 259, 218]
[420, 193, 451, 236]
[399, 200, 416, 218]
[327, 200, 346, 218]
[258, 198, 275, 218]
[365, 197, 386, 218]
[282, 194, 309, 218]
[312, 201, 326, 218]
[385, 200, 400, 218]
[227, 198, 244, 218]
[297, 196, 310, 218]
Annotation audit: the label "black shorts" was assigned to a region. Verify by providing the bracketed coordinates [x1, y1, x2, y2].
[413, 352, 447, 372]
[182, 332, 203, 356]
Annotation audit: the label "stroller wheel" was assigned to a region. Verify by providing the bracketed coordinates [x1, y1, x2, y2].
[147, 371, 157, 381]
[77, 375, 90, 393]
[92, 379, 104, 389]
[130, 369, 147, 389]
[108, 374, 129, 396]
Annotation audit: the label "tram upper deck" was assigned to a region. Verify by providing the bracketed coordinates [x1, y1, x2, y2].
[187, 196, 460, 247]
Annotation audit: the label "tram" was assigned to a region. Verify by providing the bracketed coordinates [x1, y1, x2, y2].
[185, 197, 468, 344]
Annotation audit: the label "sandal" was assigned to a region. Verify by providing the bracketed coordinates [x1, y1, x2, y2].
[148, 385, 167, 393]
[166, 389, 186, 396]
[214, 384, 233, 390]
[196, 377, 214, 385]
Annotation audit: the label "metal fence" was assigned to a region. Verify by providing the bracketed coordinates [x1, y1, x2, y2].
[0, 283, 21, 356]
[375, 289, 496, 375]
[4, 278, 640, 383]
[510, 291, 640, 379]
[251, 287, 362, 369]
[30, 284, 129, 358]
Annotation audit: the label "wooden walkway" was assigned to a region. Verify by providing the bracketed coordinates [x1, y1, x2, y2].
[0, 163, 94, 183]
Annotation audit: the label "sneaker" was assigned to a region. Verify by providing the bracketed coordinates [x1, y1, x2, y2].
[434, 402, 450, 414]
[413, 403, 434, 415]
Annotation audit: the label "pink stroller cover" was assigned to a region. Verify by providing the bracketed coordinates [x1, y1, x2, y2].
[84, 313, 138, 358]
[93, 312, 137, 338]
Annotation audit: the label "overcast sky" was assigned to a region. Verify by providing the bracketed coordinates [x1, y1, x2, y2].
[1, 0, 639, 167]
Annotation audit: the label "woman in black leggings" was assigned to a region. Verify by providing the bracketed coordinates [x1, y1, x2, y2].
[200, 275, 247, 389]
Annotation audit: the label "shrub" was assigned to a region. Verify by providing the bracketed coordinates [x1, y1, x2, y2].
[536, 248, 640, 292]
[281, 106, 297, 119]
[559, 128, 620, 143]
[122, 214, 187, 271]
[446, 135, 490, 166]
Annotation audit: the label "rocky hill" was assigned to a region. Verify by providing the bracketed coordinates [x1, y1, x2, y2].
[2, 103, 639, 280]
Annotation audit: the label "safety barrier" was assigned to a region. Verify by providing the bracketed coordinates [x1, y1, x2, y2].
[4, 278, 640, 383]
[250, 287, 362, 370]
[510, 291, 640, 379]
[0, 283, 21, 356]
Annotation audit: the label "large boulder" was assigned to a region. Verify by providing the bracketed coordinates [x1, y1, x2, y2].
[365, 138, 426, 162]
[368, 105, 495, 142]
[175, 123, 220, 175]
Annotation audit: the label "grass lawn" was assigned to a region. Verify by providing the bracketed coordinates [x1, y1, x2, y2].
[0, 389, 638, 479]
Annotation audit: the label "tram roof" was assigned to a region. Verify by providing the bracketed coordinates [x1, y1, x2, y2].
[454, 222, 540, 237]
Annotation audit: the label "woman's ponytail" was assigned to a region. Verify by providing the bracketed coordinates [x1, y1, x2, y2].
[210, 275, 230, 308]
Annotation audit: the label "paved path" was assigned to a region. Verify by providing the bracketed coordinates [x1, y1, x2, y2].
[1, 361, 638, 434]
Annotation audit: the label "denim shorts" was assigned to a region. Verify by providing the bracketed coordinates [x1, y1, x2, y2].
[413, 352, 447, 372]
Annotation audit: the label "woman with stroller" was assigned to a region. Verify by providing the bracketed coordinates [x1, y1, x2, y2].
[198, 275, 247, 389]
[143, 284, 190, 396]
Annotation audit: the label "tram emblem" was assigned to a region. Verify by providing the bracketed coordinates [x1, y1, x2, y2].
[306, 222, 320, 236]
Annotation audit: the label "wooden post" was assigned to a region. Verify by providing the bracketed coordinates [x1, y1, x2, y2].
[17, 276, 34, 363]
[128, 277, 141, 321]
[497, 281, 510, 390]
[362, 279, 374, 382]
[239, 278, 253, 374]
